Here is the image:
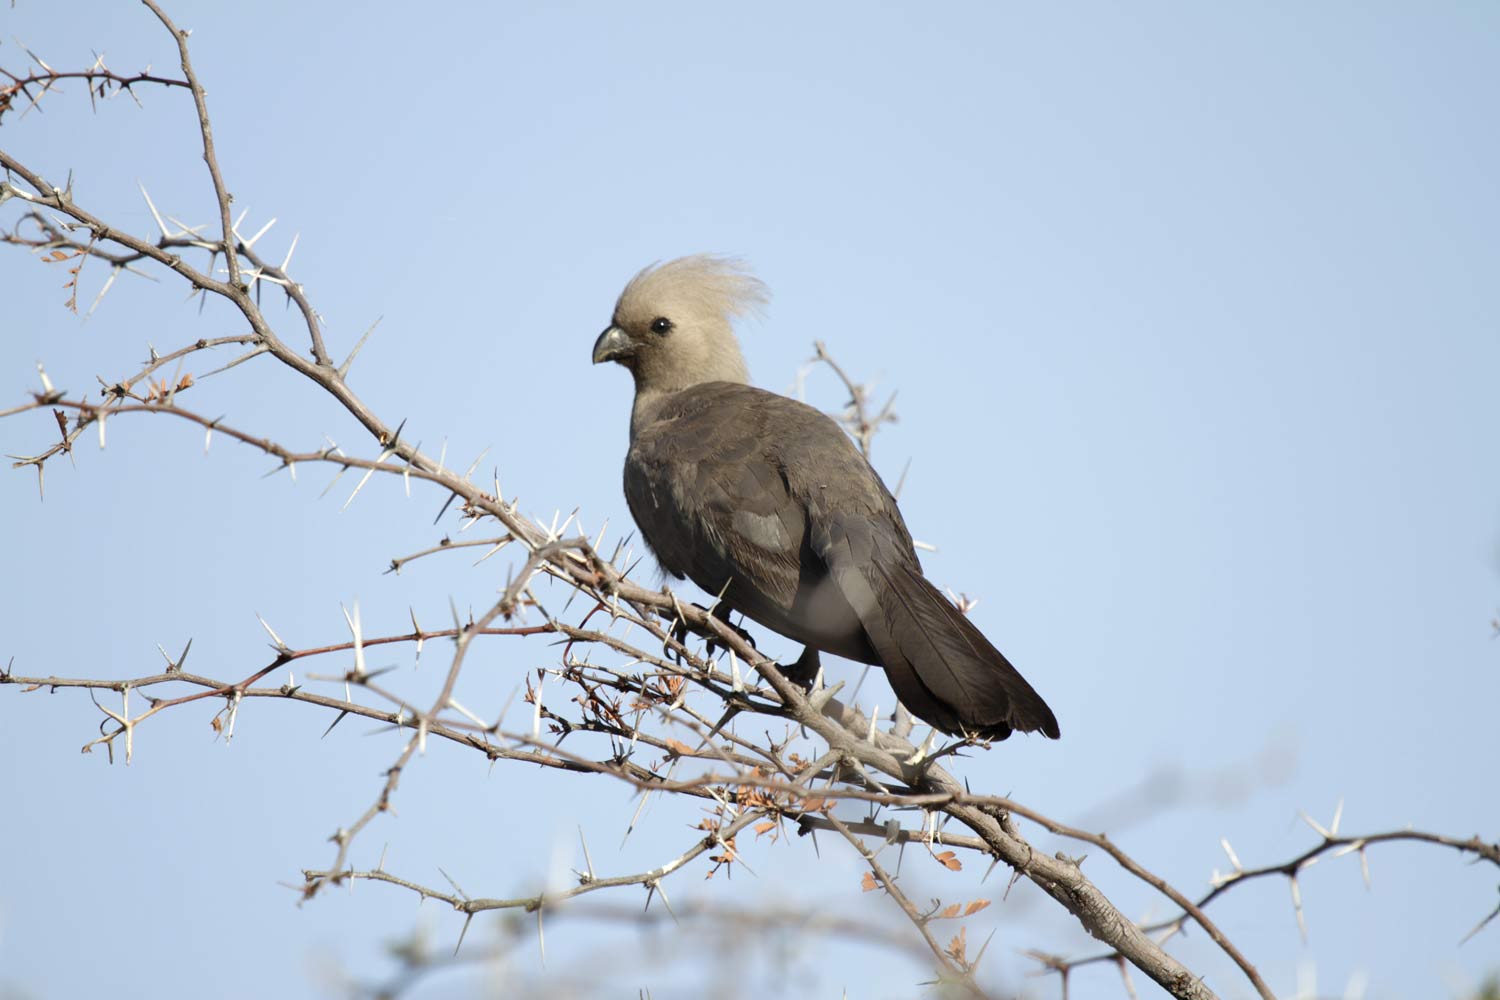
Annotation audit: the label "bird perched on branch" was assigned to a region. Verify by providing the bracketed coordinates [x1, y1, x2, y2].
[592, 256, 1059, 741]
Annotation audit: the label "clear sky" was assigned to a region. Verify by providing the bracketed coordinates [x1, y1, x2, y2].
[2, 3, 1498, 998]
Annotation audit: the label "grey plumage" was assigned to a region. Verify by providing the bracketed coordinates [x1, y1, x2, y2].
[592, 256, 1059, 741]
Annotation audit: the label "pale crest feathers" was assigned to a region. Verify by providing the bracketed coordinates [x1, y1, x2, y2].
[614, 255, 769, 334]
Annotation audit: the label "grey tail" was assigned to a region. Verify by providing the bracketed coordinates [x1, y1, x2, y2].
[877, 562, 1059, 740]
[816, 517, 1059, 740]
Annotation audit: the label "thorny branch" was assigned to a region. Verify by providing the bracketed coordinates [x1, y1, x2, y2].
[349, 901, 937, 999]
[2, 12, 1496, 1000]
[0, 52, 189, 124]
[803, 339, 899, 461]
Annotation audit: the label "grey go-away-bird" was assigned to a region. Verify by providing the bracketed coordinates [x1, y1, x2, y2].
[591, 256, 1059, 741]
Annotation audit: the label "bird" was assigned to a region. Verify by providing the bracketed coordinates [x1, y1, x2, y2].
[591, 255, 1059, 741]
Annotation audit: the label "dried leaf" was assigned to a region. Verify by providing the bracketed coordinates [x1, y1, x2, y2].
[860, 871, 879, 892]
[946, 926, 968, 964]
[930, 899, 996, 920]
[753, 821, 776, 836]
[663, 738, 693, 756]
[934, 850, 962, 871]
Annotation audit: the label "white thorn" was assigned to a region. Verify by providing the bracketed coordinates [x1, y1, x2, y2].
[255, 612, 287, 650]
[447, 698, 485, 729]
[903, 729, 937, 765]
[1300, 809, 1331, 840]
[463, 446, 489, 482]
[342, 447, 394, 511]
[1289, 875, 1308, 942]
[281, 232, 300, 271]
[136, 182, 170, 239]
[341, 601, 365, 678]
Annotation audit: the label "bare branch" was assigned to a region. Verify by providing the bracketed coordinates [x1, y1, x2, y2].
[140, 1, 242, 291]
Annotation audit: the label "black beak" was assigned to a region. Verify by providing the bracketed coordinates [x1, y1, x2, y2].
[592, 325, 633, 364]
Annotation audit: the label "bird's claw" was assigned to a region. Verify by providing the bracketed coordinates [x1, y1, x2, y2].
[777, 647, 822, 691]
[706, 614, 756, 659]
[667, 602, 755, 665]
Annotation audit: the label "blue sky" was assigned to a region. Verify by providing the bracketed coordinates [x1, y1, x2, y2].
[2, 3, 1498, 998]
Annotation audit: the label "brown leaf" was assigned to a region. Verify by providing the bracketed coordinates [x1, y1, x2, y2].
[934, 850, 962, 871]
[946, 926, 968, 964]
[753, 821, 776, 836]
[929, 900, 993, 920]
[663, 738, 693, 756]
[860, 871, 879, 892]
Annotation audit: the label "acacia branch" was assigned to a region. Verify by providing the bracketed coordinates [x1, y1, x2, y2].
[823, 809, 991, 998]
[807, 339, 898, 460]
[140, 0, 245, 294]
[307, 804, 773, 919]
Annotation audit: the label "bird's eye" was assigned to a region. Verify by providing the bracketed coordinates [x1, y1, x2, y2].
[650, 317, 674, 335]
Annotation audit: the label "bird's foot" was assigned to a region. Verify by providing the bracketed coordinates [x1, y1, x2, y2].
[775, 646, 822, 691]
[668, 601, 756, 665]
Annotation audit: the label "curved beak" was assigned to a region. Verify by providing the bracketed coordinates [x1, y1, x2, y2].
[592, 325, 633, 364]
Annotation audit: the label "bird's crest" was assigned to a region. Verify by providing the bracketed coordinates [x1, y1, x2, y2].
[615, 255, 769, 331]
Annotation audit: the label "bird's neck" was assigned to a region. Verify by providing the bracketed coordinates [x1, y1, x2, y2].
[628, 341, 749, 437]
[630, 373, 745, 439]
[630, 388, 672, 438]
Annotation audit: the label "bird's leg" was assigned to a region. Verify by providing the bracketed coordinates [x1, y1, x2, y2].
[776, 645, 822, 691]
[705, 604, 756, 660]
[668, 601, 757, 665]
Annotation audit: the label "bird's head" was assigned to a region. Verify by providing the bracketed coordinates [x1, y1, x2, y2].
[592, 255, 768, 393]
